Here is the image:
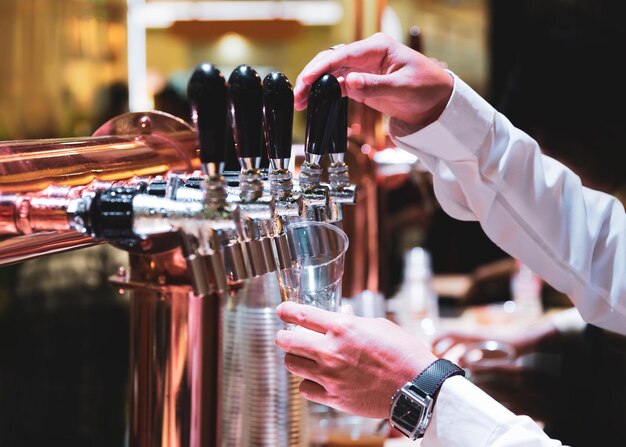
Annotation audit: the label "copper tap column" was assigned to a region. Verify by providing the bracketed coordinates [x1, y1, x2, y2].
[0, 99, 230, 445]
[89, 187, 236, 447]
[76, 63, 234, 447]
[115, 63, 234, 447]
[0, 67, 358, 447]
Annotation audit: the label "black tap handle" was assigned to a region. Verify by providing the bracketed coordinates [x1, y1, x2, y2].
[330, 96, 348, 154]
[304, 73, 341, 156]
[262, 72, 294, 160]
[84, 186, 143, 247]
[187, 63, 228, 165]
[228, 65, 264, 159]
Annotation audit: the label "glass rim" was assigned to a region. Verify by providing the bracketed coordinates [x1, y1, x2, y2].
[285, 220, 349, 267]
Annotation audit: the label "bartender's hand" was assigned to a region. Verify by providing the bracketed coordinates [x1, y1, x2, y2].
[294, 32, 453, 127]
[275, 301, 438, 419]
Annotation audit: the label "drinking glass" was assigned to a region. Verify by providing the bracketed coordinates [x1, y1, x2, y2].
[279, 221, 349, 313]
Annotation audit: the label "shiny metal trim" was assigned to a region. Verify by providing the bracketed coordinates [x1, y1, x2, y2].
[223, 242, 250, 282]
[273, 232, 293, 270]
[186, 252, 227, 294]
[269, 157, 291, 171]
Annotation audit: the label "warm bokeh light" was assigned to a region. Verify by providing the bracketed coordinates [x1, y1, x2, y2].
[216, 32, 251, 64]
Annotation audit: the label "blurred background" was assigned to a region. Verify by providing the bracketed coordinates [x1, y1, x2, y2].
[0, 0, 489, 141]
[0, 0, 623, 446]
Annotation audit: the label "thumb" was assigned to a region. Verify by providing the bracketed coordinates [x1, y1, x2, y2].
[345, 72, 395, 100]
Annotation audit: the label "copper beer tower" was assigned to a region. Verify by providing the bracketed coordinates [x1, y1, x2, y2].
[0, 65, 356, 446]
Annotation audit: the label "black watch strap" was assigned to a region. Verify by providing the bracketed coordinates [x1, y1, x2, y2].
[411, 359, 465, 397]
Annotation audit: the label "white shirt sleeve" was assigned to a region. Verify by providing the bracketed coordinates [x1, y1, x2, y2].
[390, 73, 626, 337]
[424, 377, 565, 447]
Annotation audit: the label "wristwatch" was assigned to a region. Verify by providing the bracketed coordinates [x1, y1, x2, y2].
[389, 358, 465, 440]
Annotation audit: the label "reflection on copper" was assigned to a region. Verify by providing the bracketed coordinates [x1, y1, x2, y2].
[0, 97, 362, 447]
[0, 111, 199, 265]
[0, 231, 98, 265]
[0, 108, 221, 447]
[337, 0, 386, 298]
[340, 139, 379, 298]
[0, 111, 198, 193]
[0, 135, 192, 193]
[122, 248, 221, 447]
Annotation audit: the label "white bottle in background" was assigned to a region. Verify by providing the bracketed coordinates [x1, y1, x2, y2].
[510, 259, 543, 320]
[390, 247, 439, 341]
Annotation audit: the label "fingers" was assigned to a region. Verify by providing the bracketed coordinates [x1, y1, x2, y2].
[276, 301, 335, 333]
[276, 325, 326, 360]
[278, 330, 333, 406]
[299, 379, 329, 405]
[294, 49, 334, 110]
[344, 72, 398, 102]
[284, 352, 319, 380]
[294, 34, 392, 109]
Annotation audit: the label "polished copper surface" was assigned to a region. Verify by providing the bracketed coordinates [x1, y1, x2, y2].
[112, 248, 221, 447]
[0, 103, 359, 447]
[0, 111, 200, 265]
[0, 231, 98, 265]
[0, 112, 198, 194]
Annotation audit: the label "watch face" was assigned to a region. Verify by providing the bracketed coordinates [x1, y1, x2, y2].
[390, 360, 463, 441]
[391, 393, 425, 432]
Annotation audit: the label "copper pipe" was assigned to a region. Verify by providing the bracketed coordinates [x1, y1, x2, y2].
[0, 111, 199, 266]
[0, 135, 185, 193]
[0, 231, 98, 265]
[0, 111, 198, 193]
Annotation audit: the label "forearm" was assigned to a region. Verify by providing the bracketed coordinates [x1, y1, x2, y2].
[390, 73, 626, 336]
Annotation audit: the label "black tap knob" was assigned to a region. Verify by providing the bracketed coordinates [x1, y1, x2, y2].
[83, 186, 144, 247]
[262, 72, 294, 162]
[228, 65, 264, 166]
[304, 73, 341, 157]
[330, 96, 348, 156]
[187, 63, 228, 173]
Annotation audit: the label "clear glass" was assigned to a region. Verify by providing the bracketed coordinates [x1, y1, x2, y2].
[279, 221, 349, 314]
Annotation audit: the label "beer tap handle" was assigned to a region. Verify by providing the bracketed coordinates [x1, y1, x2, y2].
[329, 96, 348, 163]
[187, 63, 228, 176]
[327, 95, 355, 221]
[304, 73, 341, 163]
[228, 65, 264, 170]
[262, 72, 294, 170]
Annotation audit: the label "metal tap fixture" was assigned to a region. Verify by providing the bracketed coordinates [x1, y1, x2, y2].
[261, 71, 301, 270]
[262, 71, 302, 227]
[0, 63, 358, 447]
[327, 96, 357, 222]
[225, 64, 309, 447]
[228, 64, 278, 277]
[300, 73, 339, 222]
[186, 63, 249, 287]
